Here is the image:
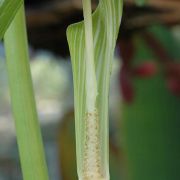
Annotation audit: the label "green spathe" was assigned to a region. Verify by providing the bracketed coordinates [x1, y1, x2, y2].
[67, 0, 123, 179]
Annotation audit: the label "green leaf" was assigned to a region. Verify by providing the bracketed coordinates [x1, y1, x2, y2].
[67, 0, 123, 179]
[4, 5, 49, 180]
[0, 0, 23, 40]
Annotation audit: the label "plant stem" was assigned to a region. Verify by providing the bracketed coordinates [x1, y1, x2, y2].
[82, 0, 98, 112]
[4, 4, 49, 180]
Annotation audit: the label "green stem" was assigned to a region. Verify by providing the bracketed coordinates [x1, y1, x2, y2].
[82, 0, 98, 112]
[4, 5, 49, 180]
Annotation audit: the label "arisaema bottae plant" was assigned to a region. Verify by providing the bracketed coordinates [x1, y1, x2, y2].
[67, 0, 123, 179]
[1, 1, 49, 180]
[1, 0, 123, 179]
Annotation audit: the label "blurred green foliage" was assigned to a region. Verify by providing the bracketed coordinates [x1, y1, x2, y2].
[122, 25, 180, 180]
[135, 0, 147, 6]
